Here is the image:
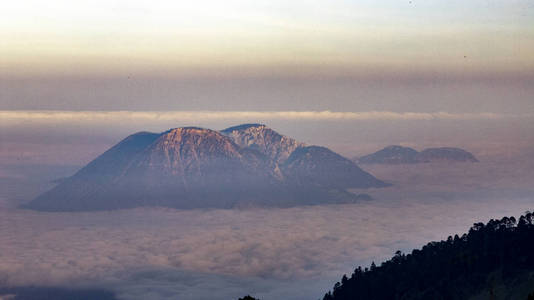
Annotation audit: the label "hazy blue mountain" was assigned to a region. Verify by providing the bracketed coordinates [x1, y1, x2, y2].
[26, 125, 386, 211]
[283, 146, 389, 189]
[357, 145, 478, 164]
[358, 145, 420, 164]
[417, 147, 479, 163]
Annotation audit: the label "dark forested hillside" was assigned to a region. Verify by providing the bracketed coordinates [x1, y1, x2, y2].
[323, 211, 534, 300]
[0, 286, 118, 300]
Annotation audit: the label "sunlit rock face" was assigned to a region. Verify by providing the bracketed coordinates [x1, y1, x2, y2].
[26, 125, 386, 211]
[131, 127, 275, 184]
[221, 124, 305, 165]
[221, 123, 306, 180]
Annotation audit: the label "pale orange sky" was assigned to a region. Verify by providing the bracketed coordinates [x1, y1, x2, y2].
[1, 1, 533, 148]
[1, 0, 533, 77]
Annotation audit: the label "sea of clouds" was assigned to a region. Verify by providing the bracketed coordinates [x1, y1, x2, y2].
[1, 119, 534, 299]
[1, 189, 533, 299]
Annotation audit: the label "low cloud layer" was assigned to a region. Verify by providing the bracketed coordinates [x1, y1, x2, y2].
[0, 123, 534, 300]
[1, 110, 529, 125]
[1, 157, 534, 299]
[1, 196, 532, 300]
[3, 110, 533, 167]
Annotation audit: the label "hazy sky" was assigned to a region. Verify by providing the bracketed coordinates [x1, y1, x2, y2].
[2, 157, 534, 299]
[1, 1, 533, 160]
[1, 3, 534, 299]
[1, 0, 533, 115]
[1, 0, 533, 76]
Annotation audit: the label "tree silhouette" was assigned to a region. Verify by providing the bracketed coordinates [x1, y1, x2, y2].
[238, 295, 260, 300]
[323, 211, 534, 300]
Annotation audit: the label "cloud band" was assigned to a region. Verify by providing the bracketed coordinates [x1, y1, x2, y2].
[0, 110, 527, 124]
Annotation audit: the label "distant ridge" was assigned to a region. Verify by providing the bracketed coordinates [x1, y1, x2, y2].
[417, 147, 479, 163]
[357, 145, 478, 164]
[26, 124, 387, 211]
[358, 145, 419, 164]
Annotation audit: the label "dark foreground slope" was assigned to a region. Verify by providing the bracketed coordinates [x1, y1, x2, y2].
[26, 124, 386, 211]
[0, 286, 118, 300]
[323, 211, 534, 300]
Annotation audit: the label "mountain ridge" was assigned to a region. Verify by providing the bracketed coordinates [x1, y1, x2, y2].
[357, 145, 479, 164]
[26, 124, 386, 211]
[221, 123, 306, 165]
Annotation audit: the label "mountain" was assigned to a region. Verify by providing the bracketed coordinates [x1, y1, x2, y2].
[358, 145, 419, 164]
[322, 211, 534, 300]
[27, 127, 278, 211]
[221, 124, 305, 165]
[26, 125, 386, 211]
[417, 147, 479, 163]
[357, 145, 479, 164]
[283, 146, 389, 189]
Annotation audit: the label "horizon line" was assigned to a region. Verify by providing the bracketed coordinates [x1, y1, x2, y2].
[1, 110, 532, 124]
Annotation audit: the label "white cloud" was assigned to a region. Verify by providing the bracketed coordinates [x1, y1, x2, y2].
[0, 110, 526, 125]
[0, 193, 533, 299]
[1, 145, 534, 299]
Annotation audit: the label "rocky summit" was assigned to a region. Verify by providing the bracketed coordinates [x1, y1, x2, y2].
[26, 125, 387, 211]
[221, 124, 305, 164]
